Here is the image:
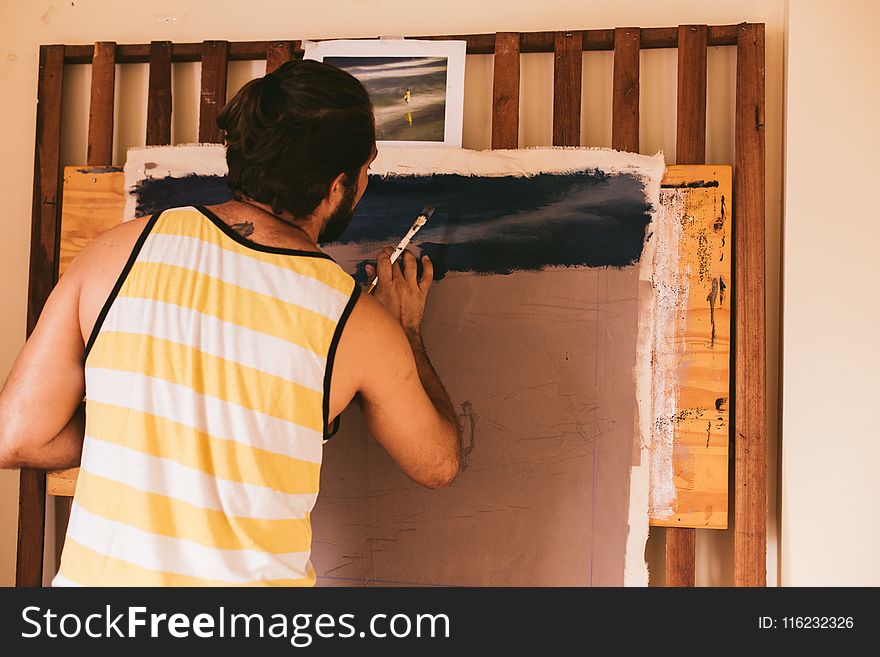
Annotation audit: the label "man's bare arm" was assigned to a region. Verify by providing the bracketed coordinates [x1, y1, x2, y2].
[331, 249, 460, 488]
[404, 330, 458, 436]
[0, 259, 86, 470]
[1, 403, 86, 470]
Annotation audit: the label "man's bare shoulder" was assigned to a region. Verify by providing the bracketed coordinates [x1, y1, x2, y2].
[346, 291, 401, 343]
[327, 288, 413, 417]
[334, 291, 399, 370]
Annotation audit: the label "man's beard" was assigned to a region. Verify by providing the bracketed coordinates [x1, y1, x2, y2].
[318, 181, 358, 243]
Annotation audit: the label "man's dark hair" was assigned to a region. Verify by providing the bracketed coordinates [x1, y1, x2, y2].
[217, 59, 375, 219]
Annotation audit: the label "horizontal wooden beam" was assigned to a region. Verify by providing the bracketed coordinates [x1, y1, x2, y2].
[59, 25, 740, 63]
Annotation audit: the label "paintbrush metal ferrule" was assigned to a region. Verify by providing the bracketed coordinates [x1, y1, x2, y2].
[367, 207, 435, 294]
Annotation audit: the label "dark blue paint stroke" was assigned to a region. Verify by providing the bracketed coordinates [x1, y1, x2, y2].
[343, 171, 652, 279]
[131, 169, 653, 280]
[133, 174, 231, 217]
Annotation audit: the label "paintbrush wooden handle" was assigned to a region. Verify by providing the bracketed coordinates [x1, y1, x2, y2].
[367, 207, 434, 294]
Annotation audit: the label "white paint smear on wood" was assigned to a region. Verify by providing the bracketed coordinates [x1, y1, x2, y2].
[640, 190, 689, 520]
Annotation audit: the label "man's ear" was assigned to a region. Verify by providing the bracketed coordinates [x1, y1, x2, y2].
[328, 172, 349, 205]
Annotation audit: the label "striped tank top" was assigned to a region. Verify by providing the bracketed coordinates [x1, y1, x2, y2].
[53, 206, 360, 587]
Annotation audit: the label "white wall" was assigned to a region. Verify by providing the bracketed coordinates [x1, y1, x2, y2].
[780, 0, 880, 586]
[0, 0, 785, 586]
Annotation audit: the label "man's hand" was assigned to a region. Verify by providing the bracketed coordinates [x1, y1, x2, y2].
[365, 247, 434, 334]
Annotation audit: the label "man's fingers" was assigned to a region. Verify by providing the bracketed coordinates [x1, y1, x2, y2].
[419, 254, 434, 293]
[401, 250, 418, 285]
[376, 248, 392, 284]
[364, 263, 376, 279]
[385, 246, 403, 281]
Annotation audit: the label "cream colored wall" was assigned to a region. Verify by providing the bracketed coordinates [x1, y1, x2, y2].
[781, 0, 880, 586]
[0, 0, 784, 586]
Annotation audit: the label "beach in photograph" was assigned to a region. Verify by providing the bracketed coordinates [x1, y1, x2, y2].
[325, 56, 448, 141]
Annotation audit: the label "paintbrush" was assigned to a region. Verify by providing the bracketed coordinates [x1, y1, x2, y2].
[367, 206, 435, 294]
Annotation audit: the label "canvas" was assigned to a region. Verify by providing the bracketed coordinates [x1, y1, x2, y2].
[123, 145, 672, 585]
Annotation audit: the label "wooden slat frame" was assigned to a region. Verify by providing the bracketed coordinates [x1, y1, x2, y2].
[612, 27, 640, 152]
[18, 44, 65, 587]
[491, 32, 520, 149]
[676, 25, 708, 163]
[552, 31, 583, 146]
[22, 24, 767, 588]
[266, 40, 297, 73]
[733, 22, 767, 587]
[664, 24, 709, 588]
[146, 41, 172, 146]
[86, 42, 115, 166]
[198, 40, 229, 144]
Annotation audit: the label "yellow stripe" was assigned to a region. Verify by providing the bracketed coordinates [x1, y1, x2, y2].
[74, 470, 312, 553]
[118, 260, 337, 357]
[153, 208, 354, 295]
[88, 331, 324, 432]
[88, 331, 322, 431]
[85, 399, 321, 494]
[59, 539, 316, 587]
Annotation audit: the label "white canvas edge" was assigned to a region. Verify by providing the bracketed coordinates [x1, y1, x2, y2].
[370, 144, 664, 180]
[302, 39, 466, 148]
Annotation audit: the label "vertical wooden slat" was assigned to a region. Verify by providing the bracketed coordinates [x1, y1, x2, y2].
[664, 24, 709, 589]
[666, 529, 696, 587]
[17, 44, 65, 587]
[611, 27, 640, 152]
[146, 41, 172, 146]
[491, 32, 520, 149]
[734, 22, 767, 587]
[198, 40, 229, 144]
[266, 40, 296, 73]
[87, 42, 115, 166]
[676, 25, 708, 164]
[552, 31, 583, 147]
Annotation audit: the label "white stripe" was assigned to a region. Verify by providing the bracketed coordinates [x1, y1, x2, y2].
[102, 296, 326, 393]
[80, 437, 318, 520]
[66, 503, 311, 584]
[139, 232, 350, 321]
[85, 368, 324, 464]
[51, 573, 81, 587]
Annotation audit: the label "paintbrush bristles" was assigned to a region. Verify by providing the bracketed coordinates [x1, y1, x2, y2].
[412, 207, 434, 228]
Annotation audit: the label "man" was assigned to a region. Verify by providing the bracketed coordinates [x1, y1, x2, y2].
[0, 60, 461, 586]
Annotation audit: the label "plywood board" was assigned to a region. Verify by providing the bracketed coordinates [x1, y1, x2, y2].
[58, 166, 126, 276]
[46, 468, 78, 497]
[51, 162, 730, 536]
[48, 166, 126, 497]
[649, 164, 731, 529]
